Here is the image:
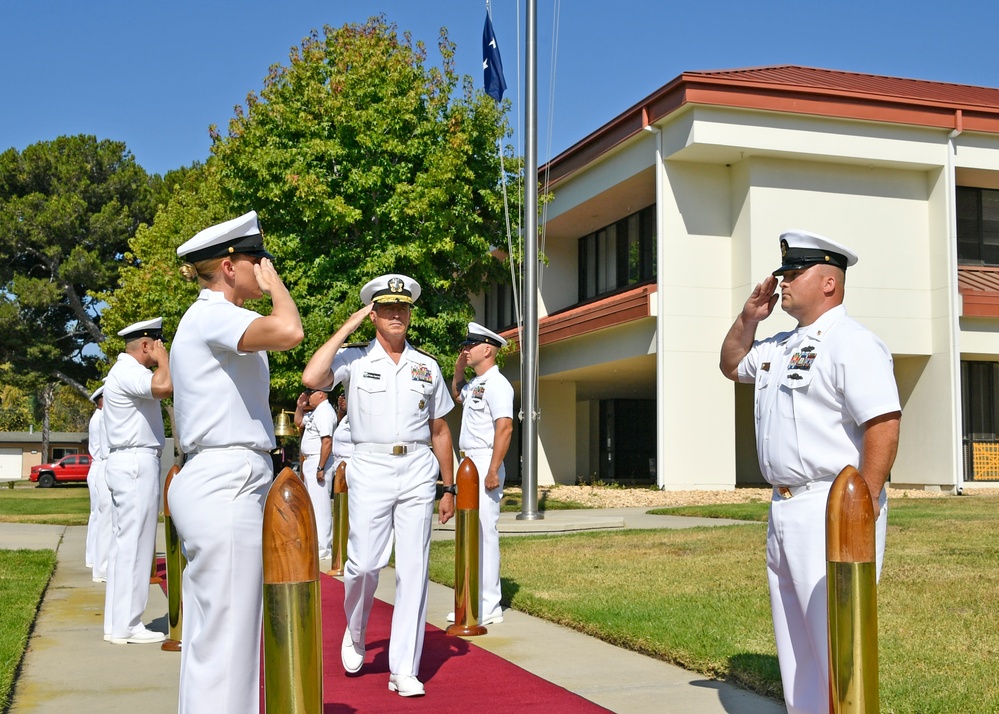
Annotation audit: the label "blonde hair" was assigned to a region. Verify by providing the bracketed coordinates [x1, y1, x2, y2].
[179, 257, 226, 287]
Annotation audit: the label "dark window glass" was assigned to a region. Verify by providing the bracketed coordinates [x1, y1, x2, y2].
[957, 186, 999, 266]
[578, 204, 657, 301]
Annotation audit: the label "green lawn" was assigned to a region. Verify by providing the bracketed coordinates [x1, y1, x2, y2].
[430, 493, 999, 713]
[0, 482, 91, 525]
[0, 549, 57, 710]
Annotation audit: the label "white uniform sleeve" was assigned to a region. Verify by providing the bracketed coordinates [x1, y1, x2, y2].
[115, 361, 154, 399]
[483, 377, 514, 422]
[313, 402, 337, 437]
[200, 300, 261, 354]
[840, 332, 901, 425]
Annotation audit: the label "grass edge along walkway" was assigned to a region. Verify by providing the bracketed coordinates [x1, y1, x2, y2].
[0, 549, 58, 711]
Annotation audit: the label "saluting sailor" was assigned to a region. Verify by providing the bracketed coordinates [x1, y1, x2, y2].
[85, 385, 111, 584]
[302, 273, 456, 699]
[102, 317, 171, 645]
[720, 229, 901, 714]
[169, 210, 303, 714]
[294, 386, 336, 560]
[448, 322, 514, 627]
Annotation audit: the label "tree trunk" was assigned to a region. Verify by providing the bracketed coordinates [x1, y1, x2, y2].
[39, 383, 55, 463]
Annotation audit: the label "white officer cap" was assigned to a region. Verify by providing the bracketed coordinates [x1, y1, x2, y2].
[773, 229, 858, 276]
[460, 321, 507, 348]
[176, 210, 274, 263]
[360, 274, 421, 305]
[117, 317, 164, 342]
[88, 385, 105, 403]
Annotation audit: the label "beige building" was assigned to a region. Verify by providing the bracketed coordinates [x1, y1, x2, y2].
[0, 432, 88, 481]
[477, 65, 999, 492]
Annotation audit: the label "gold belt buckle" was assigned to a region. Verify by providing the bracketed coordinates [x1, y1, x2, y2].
[392, 444, 405, 456]
[777, 486, 793, 499]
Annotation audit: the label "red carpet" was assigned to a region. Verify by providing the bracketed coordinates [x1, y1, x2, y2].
[157, 559, 611, 712]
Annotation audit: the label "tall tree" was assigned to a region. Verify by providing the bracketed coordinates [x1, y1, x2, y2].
[210, 16, 516, 391]
[0, 135, 155, 393]
[103, 16, 518, 408]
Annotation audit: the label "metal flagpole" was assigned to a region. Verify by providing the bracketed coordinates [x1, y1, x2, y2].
[519, 0, 541, 520]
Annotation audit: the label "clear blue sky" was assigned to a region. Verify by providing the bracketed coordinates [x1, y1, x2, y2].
[3, 1, 999, 176]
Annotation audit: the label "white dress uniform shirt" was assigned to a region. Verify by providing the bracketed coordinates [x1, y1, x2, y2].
[86, 408, 112, 580]
[301, 399, 336, 457]
[458, 365, 515, 451]
[103, 353, 165, 450]
[737, 303, 900, 714]
[334, 340, 454, 445]
[332, 416, 352, 467]
[458, 364, 514, 622]
[737, 305, 900, 486]
[172, 289, 274, 453]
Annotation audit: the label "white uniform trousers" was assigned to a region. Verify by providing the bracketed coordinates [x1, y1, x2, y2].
[767, 480, 887, 714]
[85, 463, 100, 568]
[169, 448, 271, 714]
[103, 449, 161, 639]
[91, 460, 112, 580]
[344, 449, 437, 678]
[301, 454, 333, 559]
[465, 450, 504, 619]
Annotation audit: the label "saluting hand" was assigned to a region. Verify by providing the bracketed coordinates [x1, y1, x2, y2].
[252, 258, 285, 296]
[742, 275, 779, 325]
[148, 339, 169, 367]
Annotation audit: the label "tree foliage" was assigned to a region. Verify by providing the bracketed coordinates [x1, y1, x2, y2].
[209, 16, 516, 394]
[103, 16, 518, 408]
[0, 135, 155, 393]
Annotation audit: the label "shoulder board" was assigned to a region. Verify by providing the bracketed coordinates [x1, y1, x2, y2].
[343, 341, 370, 349]
[413, 346, 440, 363]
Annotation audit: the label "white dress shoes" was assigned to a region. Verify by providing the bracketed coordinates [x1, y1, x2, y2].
[388, 674, 425, 697]
[109, 627, 165, 645]
[341, 628, 364, 673]
[446, 610, 504, 625]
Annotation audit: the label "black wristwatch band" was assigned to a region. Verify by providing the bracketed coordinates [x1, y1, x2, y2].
[442, 484, 457, 496]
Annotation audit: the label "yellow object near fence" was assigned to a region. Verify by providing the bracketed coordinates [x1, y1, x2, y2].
[972, 442, 999, 481]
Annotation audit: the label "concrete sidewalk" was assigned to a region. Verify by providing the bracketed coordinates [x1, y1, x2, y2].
[1, 513, 785, 714]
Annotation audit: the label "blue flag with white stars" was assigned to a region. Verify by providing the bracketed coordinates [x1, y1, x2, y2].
[482, 11, 507, 102]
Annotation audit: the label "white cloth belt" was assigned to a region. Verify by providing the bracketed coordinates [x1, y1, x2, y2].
[352, 442, 429, 456]
[772, 477, 835, 499]
[459, 447, 492, 458]
[109, 446, 162, 457]
[189, 445, 270, 456]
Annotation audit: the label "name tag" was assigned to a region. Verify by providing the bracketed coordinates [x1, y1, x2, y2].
[363, 371, 381, 380]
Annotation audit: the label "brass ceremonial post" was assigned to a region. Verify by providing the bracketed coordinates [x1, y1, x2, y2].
[446, 458, 487, 637]
[826, 465, 880, 714]
[330, 461, 348, 576]
[262, 467, 323, 713]
[161, 465, 184, 652]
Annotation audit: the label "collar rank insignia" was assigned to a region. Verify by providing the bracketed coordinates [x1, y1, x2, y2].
[762, 362, 771, 372]
[411, 364, 433, 383]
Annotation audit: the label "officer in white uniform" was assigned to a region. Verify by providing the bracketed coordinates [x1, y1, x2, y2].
[302, 274, 456, 699]
[295, 387, 336, 559]
[449, 322, 514, 626]
[331, 388, 351, 471]
[169, 210, 303, 714]
[102, 317, 171, 645]
[86, 386, 112, 583]
[720, 230, 901, 714]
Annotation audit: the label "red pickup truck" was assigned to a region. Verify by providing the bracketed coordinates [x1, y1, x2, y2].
[29, 454, 92, 488]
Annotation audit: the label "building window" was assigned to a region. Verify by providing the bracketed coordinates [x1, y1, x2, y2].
[484, 280, 517, 332]
[578, 205, 656, 301]
[957, 187, 999, 265]
[51, 448, 78, 460]
[961, 361, 999, 482]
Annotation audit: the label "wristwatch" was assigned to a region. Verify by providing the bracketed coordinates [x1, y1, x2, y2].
[442, 484, 457, 496]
